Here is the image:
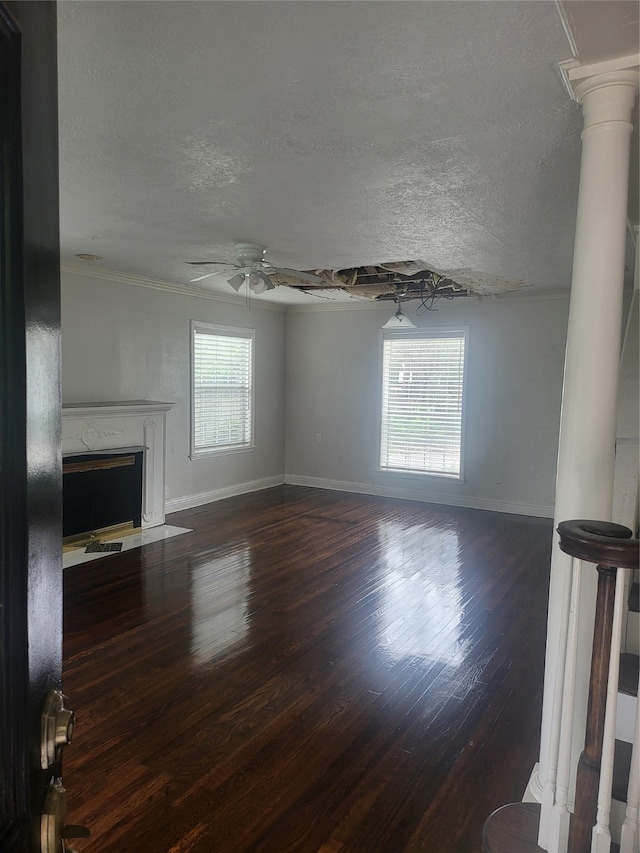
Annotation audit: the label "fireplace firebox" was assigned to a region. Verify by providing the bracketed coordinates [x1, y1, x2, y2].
[63, 447, 144, 540]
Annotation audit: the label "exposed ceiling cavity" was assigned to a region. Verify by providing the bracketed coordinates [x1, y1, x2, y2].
[270, 261, 524, 302]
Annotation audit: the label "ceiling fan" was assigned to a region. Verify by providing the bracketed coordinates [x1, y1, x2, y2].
[186, 243, 325, 294]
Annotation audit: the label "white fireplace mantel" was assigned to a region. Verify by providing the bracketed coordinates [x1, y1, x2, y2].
[62, 400, 175, 529]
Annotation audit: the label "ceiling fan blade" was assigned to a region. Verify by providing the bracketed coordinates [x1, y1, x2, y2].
[272, 267, 326, 285]
[190, 270, 228, 283]
[186, 261, 232, 266]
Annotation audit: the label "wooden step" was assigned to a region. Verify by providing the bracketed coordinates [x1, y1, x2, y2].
[482, 803, 544, 852]
[483, 742, 629, 852]
[619, 652, 639, 696]
[482, 802, 621, 852]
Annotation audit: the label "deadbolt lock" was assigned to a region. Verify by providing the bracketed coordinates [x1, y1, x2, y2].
[41, 690, 75, 769]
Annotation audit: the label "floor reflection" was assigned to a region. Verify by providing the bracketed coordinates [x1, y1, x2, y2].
[376, 520, 464, 664]
[190, 543, 251, 665]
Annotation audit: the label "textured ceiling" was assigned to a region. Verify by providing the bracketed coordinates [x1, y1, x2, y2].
[56, 1, 636, 305]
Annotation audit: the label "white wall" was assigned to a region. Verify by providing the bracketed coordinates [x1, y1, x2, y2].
[285, 295, 570, 517]
[61, 270, 286, 508]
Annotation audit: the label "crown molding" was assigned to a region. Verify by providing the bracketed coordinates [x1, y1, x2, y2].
[60, 261, 286, 312]
[554, 1, 579, 61]
[480, 288, 571, 304]
[61, 262, 571, 314]
[287, 299, 393, 314]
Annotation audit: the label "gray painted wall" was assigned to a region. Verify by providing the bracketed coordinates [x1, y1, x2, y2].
[61, 271, 569, 516]
[61, 271, 286, 506]
[285, 296, 570, 516]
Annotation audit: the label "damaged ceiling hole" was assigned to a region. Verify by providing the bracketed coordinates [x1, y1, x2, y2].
[186, 247, 526, 303]
[275, 260, 525, 305]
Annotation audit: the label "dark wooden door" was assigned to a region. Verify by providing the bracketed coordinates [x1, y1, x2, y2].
[0, 2, 62, 850]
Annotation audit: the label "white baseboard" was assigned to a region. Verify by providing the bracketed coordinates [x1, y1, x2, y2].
[166, 472, 554, 518]
[166, 475, 285, 514]
[284, 474, 554, 518]
[523, 763, 543, 804]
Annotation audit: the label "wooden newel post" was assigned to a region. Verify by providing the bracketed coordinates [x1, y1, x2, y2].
[556, 520, 638, 853]
[570, 561, 617, 852]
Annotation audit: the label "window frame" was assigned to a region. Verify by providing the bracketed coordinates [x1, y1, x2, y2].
[190, 320, 256, 460]
[377, 325, 469, 482]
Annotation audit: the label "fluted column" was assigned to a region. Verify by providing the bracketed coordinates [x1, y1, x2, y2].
[534, 59, 639, 847]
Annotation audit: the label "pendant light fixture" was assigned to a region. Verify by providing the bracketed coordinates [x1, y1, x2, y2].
[381, 295, 416, 329]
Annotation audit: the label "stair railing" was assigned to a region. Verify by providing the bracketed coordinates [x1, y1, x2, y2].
[544, 520, 639, 853]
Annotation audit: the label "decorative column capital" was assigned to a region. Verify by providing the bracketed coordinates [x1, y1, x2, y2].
[559, 54, 639, 128]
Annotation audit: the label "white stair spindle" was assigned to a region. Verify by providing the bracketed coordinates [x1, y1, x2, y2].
[549, 557, 583, 853]
[540, 562, 575, 848]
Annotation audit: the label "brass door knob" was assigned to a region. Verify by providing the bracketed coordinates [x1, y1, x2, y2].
[40, 784, 89, 853]
[40, 784, 65, 853]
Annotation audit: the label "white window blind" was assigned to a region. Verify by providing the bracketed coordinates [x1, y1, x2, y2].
[191, 323, 254, 456]
[380, 331, 466, 478]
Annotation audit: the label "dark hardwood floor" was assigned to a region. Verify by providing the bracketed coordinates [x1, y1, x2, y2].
[63, 486, 552, 852]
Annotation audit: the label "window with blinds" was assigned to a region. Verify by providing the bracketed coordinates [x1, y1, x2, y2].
[380, 329, 467, 478]
[190, 322, 255, 457]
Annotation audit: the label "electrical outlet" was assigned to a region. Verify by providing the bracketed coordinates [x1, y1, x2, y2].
[316, 433, 322, 444]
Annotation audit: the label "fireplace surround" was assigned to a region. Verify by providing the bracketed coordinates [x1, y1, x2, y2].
[62, 401, 175, 532]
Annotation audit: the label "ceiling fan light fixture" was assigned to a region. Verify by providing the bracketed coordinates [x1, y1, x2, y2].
[227, 273, 246, 291]
[247, 270, 275, 294]
[382, 299, 416, 329]
[191, 244, 310, 293]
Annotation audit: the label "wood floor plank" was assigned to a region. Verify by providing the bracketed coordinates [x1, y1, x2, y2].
[63, 486, 552, 852]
